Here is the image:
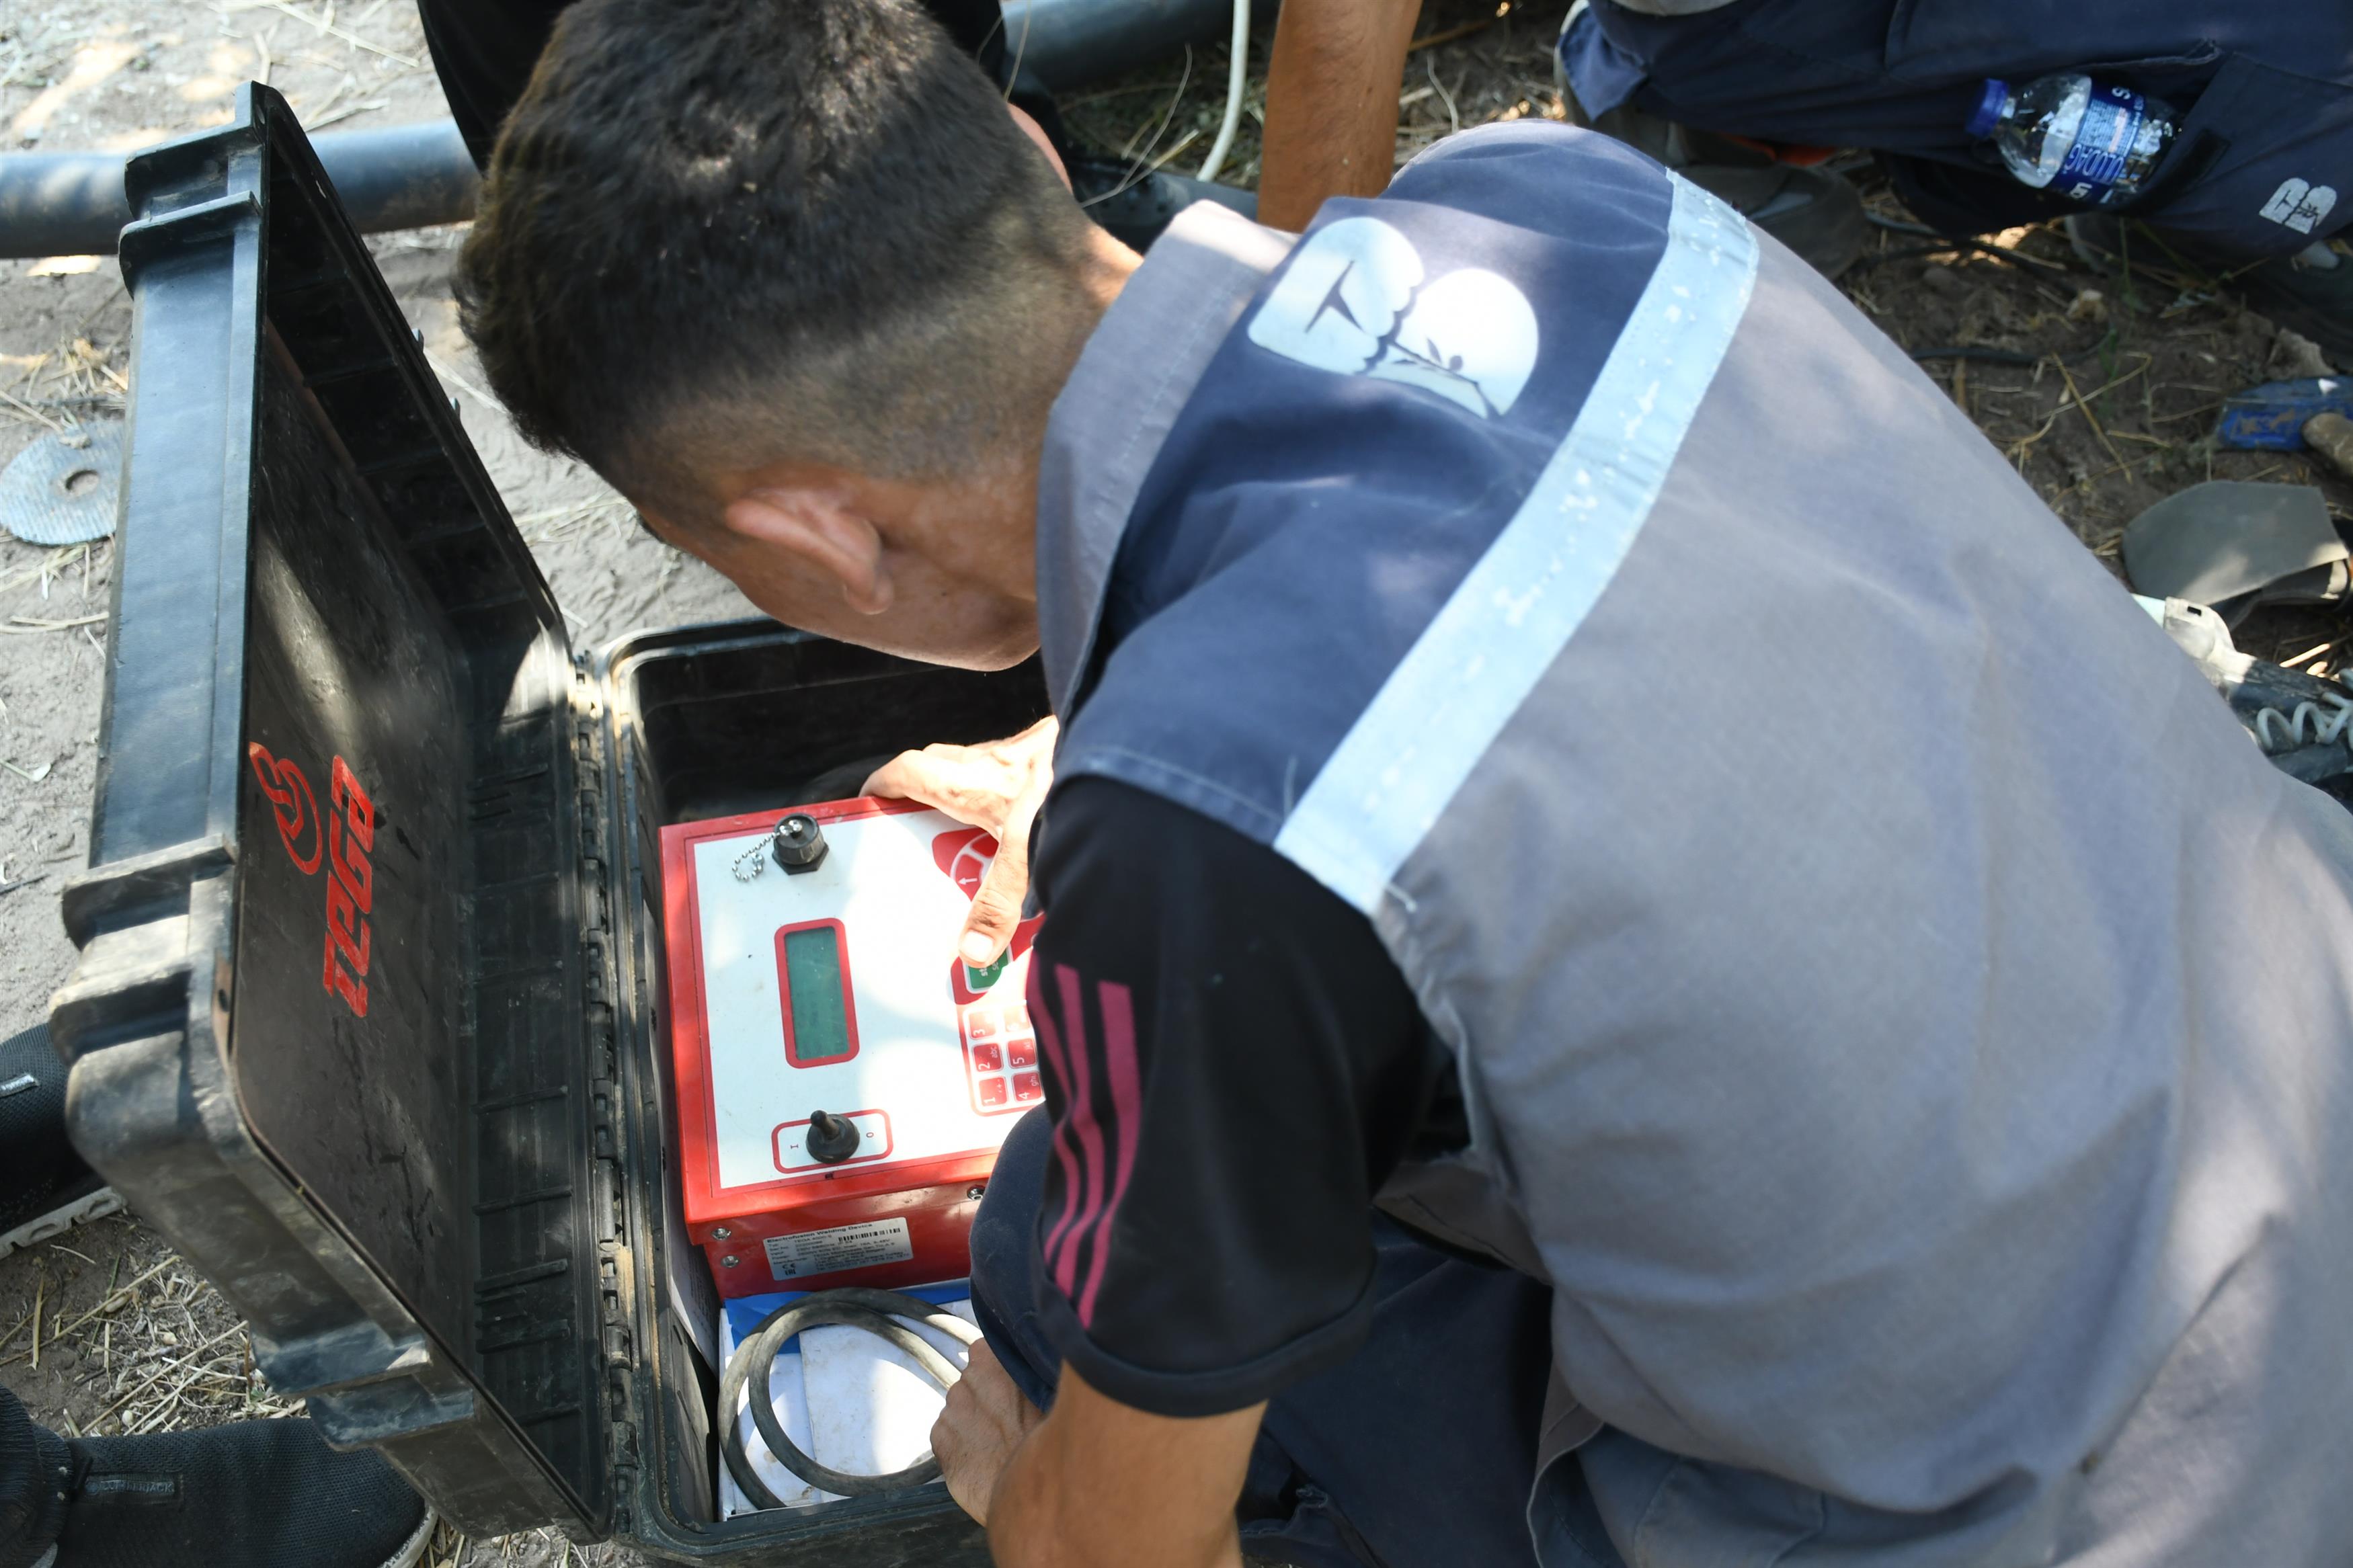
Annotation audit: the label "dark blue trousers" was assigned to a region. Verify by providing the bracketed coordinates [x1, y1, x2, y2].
[969, 1109, 1616, 1568]
[0, 1384, 65, 1568]
[1563, 0, 2353, 259]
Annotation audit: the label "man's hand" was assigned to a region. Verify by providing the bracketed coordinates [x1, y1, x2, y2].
[982, 1360, 1263, 1568]
[862, 716, 1058, 966]
[931, 1341, 1047, 1525]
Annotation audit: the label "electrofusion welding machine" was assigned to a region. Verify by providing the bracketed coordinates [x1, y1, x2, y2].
[660, 798, 1039, 1301]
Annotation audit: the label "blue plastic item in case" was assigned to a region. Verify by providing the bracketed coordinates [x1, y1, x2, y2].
[717, 1281, 977, 1518]
[723, 1280, 974, 1354]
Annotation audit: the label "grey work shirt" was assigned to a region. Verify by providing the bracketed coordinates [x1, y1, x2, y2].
[1036, 143, 2353, 1568]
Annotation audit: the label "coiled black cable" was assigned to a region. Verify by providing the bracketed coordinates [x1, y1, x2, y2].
[718, 1286, 981, 1508]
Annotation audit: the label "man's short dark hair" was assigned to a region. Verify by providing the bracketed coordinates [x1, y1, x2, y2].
[456, 0, 1101, 513]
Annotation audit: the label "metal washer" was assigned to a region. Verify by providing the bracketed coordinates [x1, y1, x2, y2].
[0, 420, 124, 546]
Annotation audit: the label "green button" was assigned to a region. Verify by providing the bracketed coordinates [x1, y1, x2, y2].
[963, 950, 1009, 993]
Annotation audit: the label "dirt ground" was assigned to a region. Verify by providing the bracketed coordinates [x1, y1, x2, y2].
[1, 1, 2347, 1564]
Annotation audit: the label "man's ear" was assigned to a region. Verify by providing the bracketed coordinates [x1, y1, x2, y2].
[1009, 103, 1068, 190]
[722, 485, 893, 614]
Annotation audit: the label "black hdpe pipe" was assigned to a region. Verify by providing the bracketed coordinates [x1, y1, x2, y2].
[999, 0, 1239, 92]
[0, 0, 1242, 261]
[1, 118, 477, 259]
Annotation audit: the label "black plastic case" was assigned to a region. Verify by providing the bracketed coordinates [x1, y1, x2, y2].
[49, 86, 1045, 1562]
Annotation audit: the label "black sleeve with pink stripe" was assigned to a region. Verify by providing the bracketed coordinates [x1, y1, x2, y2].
[1024, 777, 1449, 1417]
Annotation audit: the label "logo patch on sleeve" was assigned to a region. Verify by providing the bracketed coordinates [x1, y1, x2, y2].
[2260, 178, 2339, 235]
[1248, 216, 1539, 419]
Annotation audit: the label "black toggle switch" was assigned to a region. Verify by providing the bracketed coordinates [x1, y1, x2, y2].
[806, 1109, 861, 1164]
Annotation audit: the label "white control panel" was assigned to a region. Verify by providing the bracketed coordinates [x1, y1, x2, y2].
[671, 801, 1035, 1204]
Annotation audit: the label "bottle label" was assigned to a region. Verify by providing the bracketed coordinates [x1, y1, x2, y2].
[2054, 85, 2145, 204]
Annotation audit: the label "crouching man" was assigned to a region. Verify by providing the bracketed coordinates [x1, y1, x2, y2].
[454, 3, 2353, 1564]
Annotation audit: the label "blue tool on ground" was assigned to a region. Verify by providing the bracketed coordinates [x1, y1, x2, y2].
[2216, 377, 2353, 451]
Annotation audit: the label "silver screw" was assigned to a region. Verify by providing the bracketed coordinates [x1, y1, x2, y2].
[719, 1255, 740, 1268]
[711, 1226, 732, 1239]
[965, 1186, 988, 1201]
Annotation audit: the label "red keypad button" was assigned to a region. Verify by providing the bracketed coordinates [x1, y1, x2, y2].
[965, 1010, 998, 1040]
[969, 1042, 1003, 1073]
[1006, 1038, 1036, 1069]
[1012, 1071, 1043, 1102]
[978, 1077, 1009, 1107]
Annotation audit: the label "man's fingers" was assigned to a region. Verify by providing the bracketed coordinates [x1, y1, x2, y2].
[958, 778, 1040, 965]
[933, 1378, 994, 1524]
[859, 752, 913, 800]
[863, 745, 971, 814]
[862, 743, 1015, 833]
[960, 1339, 1012, 1403]
[931, 1342, 1042, 1526]
[863, 723, 1057, 962]
[964, 1341, 1046, 1428]
[959, 846, 1029, 966]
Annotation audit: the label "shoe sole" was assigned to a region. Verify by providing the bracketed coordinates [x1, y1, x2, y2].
[0, 1186, 124, 1260]
[381, 1507, 438, 1568]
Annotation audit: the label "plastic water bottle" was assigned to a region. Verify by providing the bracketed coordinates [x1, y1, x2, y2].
[1965, 75, 2178, 207]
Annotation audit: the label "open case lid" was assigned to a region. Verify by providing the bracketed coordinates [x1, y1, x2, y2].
[48, 85, 621, 1538]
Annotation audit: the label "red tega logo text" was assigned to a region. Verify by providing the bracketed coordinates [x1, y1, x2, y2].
[245, 742, 322, 875]
[246, 743, 378, 1019]
[325, 757, 376, 1018]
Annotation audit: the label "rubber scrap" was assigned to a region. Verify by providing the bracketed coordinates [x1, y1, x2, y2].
[0, 421, 122, 546]
[2122, 481, 2346, 622]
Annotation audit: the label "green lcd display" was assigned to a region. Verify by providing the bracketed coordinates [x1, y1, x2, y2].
[778, 921, 857, 1066]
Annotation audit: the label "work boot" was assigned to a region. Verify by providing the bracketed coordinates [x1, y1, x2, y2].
[28, 1417, 433, 1568]
[2069, 214, 2353, 364]
[0, 1026, 120, 1261]
[1555, 7, 1867, 278]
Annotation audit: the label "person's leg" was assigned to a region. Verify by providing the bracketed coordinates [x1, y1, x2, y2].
[970, 1110, 1559, 1568]
[415, 0, 573, 169]
[1554, 3, 1868, 277]
[0, 1384, 70, 1568]
[413, 0, 1232, 251]
[1, 1383, 435, 1568]
[1, 1026, 122, 1263]
[966, 1108, 1081, 1413]
[1240, 1215, 1555, 1568]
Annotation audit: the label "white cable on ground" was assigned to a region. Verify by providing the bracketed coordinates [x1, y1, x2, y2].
[1197, 0, 1250, 183]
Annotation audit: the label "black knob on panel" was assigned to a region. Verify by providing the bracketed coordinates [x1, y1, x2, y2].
[806, 1109, 861, 1164]
[771, 813, 828, 873]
